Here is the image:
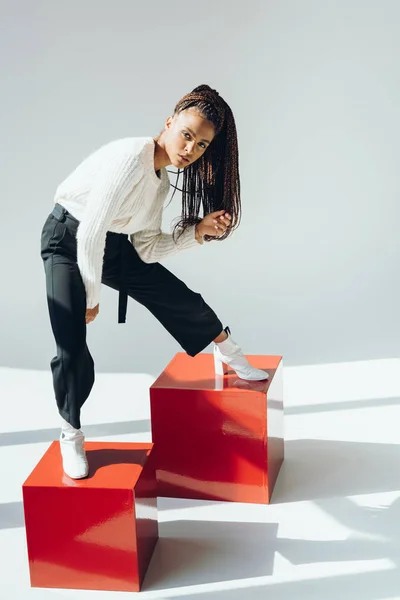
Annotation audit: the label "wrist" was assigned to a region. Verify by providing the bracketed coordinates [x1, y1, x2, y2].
[195, 224, 204, 243]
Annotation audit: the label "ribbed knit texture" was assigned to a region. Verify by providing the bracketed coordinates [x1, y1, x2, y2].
[54, 137, 201, 308]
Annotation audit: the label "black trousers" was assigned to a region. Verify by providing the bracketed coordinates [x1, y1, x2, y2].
[40, 204, 223, 429]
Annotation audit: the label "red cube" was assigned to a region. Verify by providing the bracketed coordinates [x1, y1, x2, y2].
[22, 441, 158, 592]
[150, 353, 284, 504]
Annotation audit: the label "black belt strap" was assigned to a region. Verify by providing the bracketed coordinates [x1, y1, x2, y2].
[118, 235, 128, 324]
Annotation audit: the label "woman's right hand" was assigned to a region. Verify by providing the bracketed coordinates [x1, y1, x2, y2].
[196, 210, 232, 238]
[86, 304, 99, 324]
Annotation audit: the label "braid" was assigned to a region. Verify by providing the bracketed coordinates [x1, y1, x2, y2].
[170, 84, 241, 242]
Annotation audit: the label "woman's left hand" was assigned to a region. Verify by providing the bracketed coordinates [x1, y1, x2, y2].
[196, 210, 232, 238]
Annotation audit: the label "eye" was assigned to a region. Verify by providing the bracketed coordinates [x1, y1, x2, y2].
[183, 131, 207, 150]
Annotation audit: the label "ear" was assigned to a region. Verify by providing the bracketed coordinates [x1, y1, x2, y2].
[165, 115, 173, 130]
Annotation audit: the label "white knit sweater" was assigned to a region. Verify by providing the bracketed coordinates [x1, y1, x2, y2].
[54, 137, 201, 309]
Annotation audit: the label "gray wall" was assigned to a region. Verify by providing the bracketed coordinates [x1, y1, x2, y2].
[1, 0, 399, 376]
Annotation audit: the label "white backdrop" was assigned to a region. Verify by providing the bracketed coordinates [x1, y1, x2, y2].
[1, 0, 399, 376]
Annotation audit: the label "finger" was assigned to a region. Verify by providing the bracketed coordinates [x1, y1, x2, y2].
[219, 216, 230, 227]
[204, 225, 224, 237]
[216, 212, 231, 225]
[210, 227, 223, 236]
[204, 227, 218, 236]
[213, 219, 226, 231]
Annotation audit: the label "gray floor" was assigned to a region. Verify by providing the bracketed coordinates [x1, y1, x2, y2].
[1, 358, 400, 599]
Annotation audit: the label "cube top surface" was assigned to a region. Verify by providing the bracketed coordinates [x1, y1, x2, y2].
[151, 352, 282, 392]
[23, 441, 153, 490]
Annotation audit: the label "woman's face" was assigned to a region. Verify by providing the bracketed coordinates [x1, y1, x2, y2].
[164, 108, 216, 168]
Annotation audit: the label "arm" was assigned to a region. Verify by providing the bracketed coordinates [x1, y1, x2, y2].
[131, 209, 203, 264]
[77, 153, 143, 308]
[131, 209, 232, 264]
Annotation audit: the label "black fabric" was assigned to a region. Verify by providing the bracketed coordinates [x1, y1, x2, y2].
[51, 203, 128, 324]
[40, 205, 223, 429]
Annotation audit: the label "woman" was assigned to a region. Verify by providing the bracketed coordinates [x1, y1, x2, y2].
[41, 84, 268, 480]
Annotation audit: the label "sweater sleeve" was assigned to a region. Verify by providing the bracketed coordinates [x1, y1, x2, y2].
[130, 209, 203, 264]
[76, 153, 144, 308]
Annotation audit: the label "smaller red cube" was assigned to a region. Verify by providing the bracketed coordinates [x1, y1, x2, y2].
[22, 441, 158, 592]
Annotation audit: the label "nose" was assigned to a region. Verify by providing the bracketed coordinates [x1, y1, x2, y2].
[185, 140, 196, 156]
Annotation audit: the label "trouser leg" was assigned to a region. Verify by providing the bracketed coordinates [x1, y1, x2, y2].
[102, 233, 224, 357]
[41, 214, 94, 429]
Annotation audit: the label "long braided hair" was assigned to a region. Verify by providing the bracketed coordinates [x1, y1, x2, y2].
[169, 84, 241, 242]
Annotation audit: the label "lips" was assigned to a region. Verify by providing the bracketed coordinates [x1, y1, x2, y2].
[179, 155, 190, 163]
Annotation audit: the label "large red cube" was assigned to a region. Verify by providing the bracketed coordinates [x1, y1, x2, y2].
[22, 441, 158, 592]
[150, 353, 284, 504]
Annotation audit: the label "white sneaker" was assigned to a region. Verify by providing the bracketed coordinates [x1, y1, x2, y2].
[59, 417, 89, 479]
[214, 327, 269, 381]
